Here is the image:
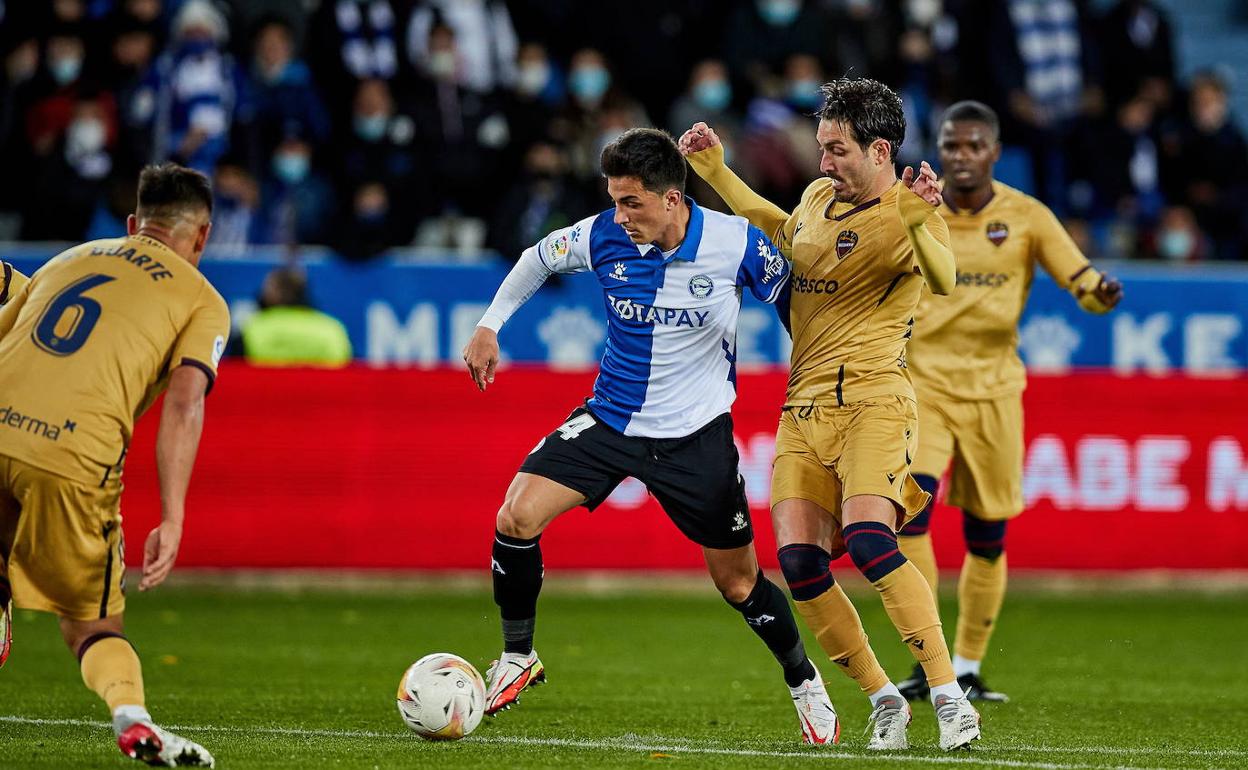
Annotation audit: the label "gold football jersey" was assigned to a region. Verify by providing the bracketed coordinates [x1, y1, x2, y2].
[773, 179, 951, 407]
[1, 262, 28, 304]
[909, 181, 1091, 401]
[0, 235, 229, 485]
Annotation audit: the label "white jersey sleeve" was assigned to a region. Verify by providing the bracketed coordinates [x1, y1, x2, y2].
[477, 217, 596, 332]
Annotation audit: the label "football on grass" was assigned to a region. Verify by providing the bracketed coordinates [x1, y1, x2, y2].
[396, 653, 486, 740]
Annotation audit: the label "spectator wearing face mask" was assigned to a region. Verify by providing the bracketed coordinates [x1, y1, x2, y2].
[736, 53, 825, 209]
[307, 0, 405, 133]
[721, 0, 830, 97]
[411, 22, 510, 224]
[337, 78, 421, 239]
[1147, 206, 1207, 262]
[247, 15, 331, 170]
[503, 42, 567, 161]
[23, 96, 116, 241]
[405, 0, 519, 95]
[1159, 71, 1248, 261]
[558, 48, 648, 184]
[128, 0, 246, 174]
[256, 134, 336, 246]
[24, 25, 109, 159]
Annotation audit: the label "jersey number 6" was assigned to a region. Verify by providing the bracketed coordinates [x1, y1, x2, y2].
[32, 273, 116, 356]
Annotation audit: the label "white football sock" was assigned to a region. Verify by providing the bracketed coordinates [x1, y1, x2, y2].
[868, 681, 903, 708]
[930, 681, 963, 704]
[953, 654, 981, 677]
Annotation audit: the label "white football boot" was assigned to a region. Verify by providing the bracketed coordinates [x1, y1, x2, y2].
[865, 694, 911, 750]
[117, 721, 214, 767]
[935, 690, 982, 750]
[0, 598, 11, 668]
[484, 649, 545, 715]
[789, 675, 840, 745]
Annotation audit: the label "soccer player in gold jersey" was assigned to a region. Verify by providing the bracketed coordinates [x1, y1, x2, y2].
[1, 262, 28, 304]
[894, 101, 1122, 704]
[680, 78, 982, 751]
[0, 164, 228, 767]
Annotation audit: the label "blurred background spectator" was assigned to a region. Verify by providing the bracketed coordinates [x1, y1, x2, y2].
[0, 0, 1244, 260]
[242, 265, 353, 367]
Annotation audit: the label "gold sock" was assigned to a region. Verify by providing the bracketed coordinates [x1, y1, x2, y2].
[955, 553, 1007, 662]
[794, 583, 890, 694]
[899, 533, 939, 600]
[873, 561, 955, 686]
[80, 636, 145, 711]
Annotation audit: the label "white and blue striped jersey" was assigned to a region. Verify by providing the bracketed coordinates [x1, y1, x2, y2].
[530, 200, 790, 438]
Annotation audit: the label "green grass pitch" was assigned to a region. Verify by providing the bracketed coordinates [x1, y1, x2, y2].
[1, 577, 1245, 769]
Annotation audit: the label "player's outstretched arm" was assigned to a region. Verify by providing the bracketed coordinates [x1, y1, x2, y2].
[1031, 204, 1123, 314]
[142, 365, 208, 591]
[678, 123, 792, 246]
[899, 162, 956, 295]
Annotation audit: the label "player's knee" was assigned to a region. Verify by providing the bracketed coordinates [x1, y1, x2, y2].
[58, 616, 125, 658]
[495, 498, 546, 540]
[777, 543, 834, 600]
[714, 568, 758, 605]
[962, 512, 1006, 560]
[843, 522, 907, 581]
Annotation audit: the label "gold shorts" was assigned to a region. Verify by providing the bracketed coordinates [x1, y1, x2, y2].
[911, 392, 1024, 520]
[0, 455, 126, 620]
[772, 395, 931, 555]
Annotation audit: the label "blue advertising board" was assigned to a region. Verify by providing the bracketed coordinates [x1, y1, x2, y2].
[5, 247, 1247, 373]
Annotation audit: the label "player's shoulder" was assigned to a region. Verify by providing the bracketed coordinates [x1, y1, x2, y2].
[697, 203, 751, 240]
[993, 181, 1048, 216]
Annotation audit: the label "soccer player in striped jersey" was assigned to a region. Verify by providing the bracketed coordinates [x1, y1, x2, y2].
[463, 128, 840, 744]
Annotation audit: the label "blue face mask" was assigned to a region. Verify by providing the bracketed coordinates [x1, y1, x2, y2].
[273, 152, 309, 185]
[569, 67, 610, 104]
[787, 79, 822, 110]
[693, 79, 732, 112]
[758, 0, 801, 27]
[354, 115, 388, 142]
[1158, 229, 1193, 260]
[50, 56, 83, 86]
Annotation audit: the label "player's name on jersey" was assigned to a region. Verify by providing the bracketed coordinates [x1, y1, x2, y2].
[88, 242, 176, 281]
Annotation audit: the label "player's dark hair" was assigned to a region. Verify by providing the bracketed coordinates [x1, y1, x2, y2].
[600, 128, 686, 195]
[136, 163, 213, 220]
[817, 78, 906, 161]
[940, 100, 1001, 142]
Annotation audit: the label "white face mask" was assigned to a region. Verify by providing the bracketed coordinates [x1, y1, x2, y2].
[66, 117, 106, 155]
[516, 62, 549, 96]
[428, 51, 456, 80]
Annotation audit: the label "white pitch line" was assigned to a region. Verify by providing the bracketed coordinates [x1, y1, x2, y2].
[0, 716, 1220, 770]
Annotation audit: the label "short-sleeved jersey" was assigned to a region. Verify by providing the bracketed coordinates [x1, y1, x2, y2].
[0, 235, 230, 486]
[908, 181, 1091, 401]
[532, 199, 790, 438]
[772, 179, 950, 407]
[1, 262, 28, 304]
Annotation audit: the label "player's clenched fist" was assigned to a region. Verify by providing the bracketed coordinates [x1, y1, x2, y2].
[1070, 266, 1124, 314]
[463, 326, 500, 392]
[677, 122, 721, 156]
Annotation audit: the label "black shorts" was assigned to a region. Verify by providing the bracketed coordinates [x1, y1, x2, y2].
[518, 406, 754, 549]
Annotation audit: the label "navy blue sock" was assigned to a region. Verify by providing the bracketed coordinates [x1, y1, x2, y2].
[729, 571, 817, 687]
[962, 512, 1007, 561]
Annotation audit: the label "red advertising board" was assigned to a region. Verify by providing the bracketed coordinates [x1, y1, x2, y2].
[118, 366, 1248, 571]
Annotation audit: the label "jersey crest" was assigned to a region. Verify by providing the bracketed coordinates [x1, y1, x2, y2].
[986, 221, 1009, 247]
[836, 230, 859, 258]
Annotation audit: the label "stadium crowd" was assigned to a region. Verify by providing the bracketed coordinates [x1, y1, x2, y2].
[2, 0, 1246, 262]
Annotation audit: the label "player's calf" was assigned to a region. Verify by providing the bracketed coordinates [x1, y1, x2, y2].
[726, 569, 818, 688]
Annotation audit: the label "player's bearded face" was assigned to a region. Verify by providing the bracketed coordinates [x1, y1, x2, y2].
[817, 119, 875, 203]
[938, 121, 999, 194]
[607, 176, 677, 245]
